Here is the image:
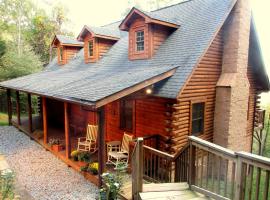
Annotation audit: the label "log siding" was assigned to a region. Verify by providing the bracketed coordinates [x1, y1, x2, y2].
[170, 30, 224, 152]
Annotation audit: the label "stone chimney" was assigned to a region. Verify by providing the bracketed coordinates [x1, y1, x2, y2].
[213, 0, 251, 152]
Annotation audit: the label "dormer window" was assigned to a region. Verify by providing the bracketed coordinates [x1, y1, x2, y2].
[88, 40, 94, 57]
[119, 7, 180, 61]
[77, 25, 119, 64]
[136, 31, 144, 52]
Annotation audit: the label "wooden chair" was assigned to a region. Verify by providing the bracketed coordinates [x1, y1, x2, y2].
[107, 133, 133, 168]
[77, 125, 98, 152]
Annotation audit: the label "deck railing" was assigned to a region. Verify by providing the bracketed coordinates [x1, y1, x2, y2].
[132, 136, 270, 200]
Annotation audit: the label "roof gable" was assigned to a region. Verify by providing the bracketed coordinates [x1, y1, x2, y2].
[119, 7, 180, 31]
[77, 25, 120, 41]
[51, 35, 84, 47]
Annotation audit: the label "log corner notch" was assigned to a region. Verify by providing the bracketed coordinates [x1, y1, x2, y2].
[6, 89, 12, 126]
[97, 106, 105, 187]
[64, 102, 71, 158]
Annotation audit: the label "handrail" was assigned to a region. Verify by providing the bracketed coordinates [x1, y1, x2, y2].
[143, 145, 174, 160]
[189, 136, 236, 158]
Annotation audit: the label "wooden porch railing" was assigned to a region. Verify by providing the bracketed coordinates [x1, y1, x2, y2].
[132, 136, 270, 200]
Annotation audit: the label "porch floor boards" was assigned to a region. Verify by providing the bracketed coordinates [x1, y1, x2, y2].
[11, 117, 133, 198]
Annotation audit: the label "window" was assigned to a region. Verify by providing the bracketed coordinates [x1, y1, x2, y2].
[59, 47, 63, 61]
[88, 40, 94, 57]
[120, 99, 133, 132]
[136, 31, 144, 52]
[191, 103, 205, 135]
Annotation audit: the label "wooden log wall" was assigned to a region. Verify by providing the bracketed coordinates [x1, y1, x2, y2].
[57, 44, 81, 65]
[104, 98, 173, 143]
[170, 29, 224, 152]
[69, 104, 97, 135]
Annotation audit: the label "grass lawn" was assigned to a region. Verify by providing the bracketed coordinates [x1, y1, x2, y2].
[0, 112, 8, 126]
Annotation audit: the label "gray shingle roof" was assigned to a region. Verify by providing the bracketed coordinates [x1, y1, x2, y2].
[0, 0, 241, 104]
[85, 26, 121, 39]
[56, 35, 84, 46]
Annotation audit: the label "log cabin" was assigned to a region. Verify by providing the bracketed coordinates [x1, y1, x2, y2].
[0, 0, 269, 191]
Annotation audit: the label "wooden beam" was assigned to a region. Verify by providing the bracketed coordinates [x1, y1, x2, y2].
[64, 102, 71, 158]
[27, 93, 32, 133]
[16, 91, 21, 125]
[97, 107, 105, 187]
[6, 89, 12, 126]
[42, 97, 48, 144]
[95, 68, 177, 108]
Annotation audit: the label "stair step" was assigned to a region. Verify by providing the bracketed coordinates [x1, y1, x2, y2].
[139, 190, 198, 200]
[143, 182, 189, 192]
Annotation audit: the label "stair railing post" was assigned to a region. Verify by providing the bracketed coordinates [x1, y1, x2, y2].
[188, 139, 196, 188]
[132, 137, 144, 200]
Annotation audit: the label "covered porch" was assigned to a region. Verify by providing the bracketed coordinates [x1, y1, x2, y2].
[5, 87, 174, 195]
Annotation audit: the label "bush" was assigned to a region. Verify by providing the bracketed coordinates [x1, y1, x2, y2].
[0, 170, 15, 200]
[100, 173, 123, 200]
[70, 150, 80, 161]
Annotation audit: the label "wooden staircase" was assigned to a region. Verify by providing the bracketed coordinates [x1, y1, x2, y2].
[140, 182, 211, 200]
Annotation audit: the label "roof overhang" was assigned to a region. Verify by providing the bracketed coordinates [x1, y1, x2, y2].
[119, 7, 180, 31]
[249, 18, 270, 92]
[77, 25, 120, 41]
[0, 68, 176, 110]
[51, 35, 84, 48]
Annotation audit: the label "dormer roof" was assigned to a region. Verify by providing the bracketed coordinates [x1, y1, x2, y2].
[52, 35, 84, 47]
[77, 25, 120, 41]
[119, 7, 180, 31]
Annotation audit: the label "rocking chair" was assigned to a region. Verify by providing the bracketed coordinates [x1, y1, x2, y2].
[77, 125, 98, 153]
[107, 133, 133, 168]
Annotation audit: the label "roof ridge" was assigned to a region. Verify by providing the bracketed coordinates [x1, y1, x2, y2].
[150, 0, 193, 13]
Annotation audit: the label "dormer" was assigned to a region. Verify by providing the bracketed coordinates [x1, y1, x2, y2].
[77, 26, 120, 63]
[51, 35, 84, 65]
[119, 8, 180, 60]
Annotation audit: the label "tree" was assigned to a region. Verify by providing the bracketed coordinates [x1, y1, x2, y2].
[25, 4, 73, 64]
[0, 43, 42, 81]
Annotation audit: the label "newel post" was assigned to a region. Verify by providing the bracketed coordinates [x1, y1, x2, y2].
[188, 139, 196, 188]
[234, 153, 243, 200]
[132, 137, 143, 200]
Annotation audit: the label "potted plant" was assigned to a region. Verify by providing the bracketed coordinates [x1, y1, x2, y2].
[88, 162, 99, 175]
[77, 152, 91, 167]
[70, 150, 80, 161]
[48, 138, 64, 152]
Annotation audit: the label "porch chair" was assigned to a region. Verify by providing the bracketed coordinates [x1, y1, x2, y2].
[107, 133, 133, 168]
[77, 124, 98, 153]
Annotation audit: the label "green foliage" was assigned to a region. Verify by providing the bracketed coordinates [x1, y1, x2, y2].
[0, 170, 15, 200]
[0, 44, 42, 81]
[77, 152, 91, 163]
[100, 173, 123, 200]
[0, 112, 8, 126]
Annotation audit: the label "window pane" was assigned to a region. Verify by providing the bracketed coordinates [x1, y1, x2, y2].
[88, 40, 93, 57]
[136, 31, 144, 52]
[120, 100, 133, 131]
[192, 103, 204, 135]
[59, 47, 63, 61]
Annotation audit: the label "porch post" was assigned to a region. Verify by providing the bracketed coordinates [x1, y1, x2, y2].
[27, 94, 33, 133]
[97, 106, 105, 187]
[16, 91, 21, 125]
[42, 97, 48, 144]
[6, 89, 12, 126]
[64, 102, 71, 158]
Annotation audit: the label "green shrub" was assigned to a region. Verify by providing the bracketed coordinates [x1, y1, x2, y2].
[0, 170, 15, 200]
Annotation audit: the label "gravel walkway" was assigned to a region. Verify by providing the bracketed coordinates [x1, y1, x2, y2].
[0, 126, 98, 200]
